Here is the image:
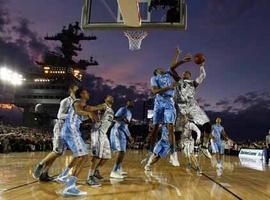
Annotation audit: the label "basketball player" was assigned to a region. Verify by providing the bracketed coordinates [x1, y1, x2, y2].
[170, 51, 212, 159]
[147, 48, 187, 167]
[87, 95, 114, 187]
[56, 98, 105, 184]
[59, 88, 97, 196]
[144, 125, 171, 171]
[33, 84, 78, 182]
[180, 115, 202, 175]
[110, 100, 134, 179]
[211, 117, 229, 172]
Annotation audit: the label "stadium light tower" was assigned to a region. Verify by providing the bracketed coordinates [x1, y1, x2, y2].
[0, 67, 25, 86]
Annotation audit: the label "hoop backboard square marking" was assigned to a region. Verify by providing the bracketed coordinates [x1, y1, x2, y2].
[117, 0, 141, 27]
[81, 0, 187, 30]
[117, 0, 151, 24]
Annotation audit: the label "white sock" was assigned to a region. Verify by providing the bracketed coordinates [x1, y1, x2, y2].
[88, 169, 95, 178]
[146, 154, 155, 166]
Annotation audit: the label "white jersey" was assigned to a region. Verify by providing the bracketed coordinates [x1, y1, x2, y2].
[94, 104, 114, 134]
[175, 66, 206, 105]
[175, 79, 196, 104]
[174, 66, 209, 126]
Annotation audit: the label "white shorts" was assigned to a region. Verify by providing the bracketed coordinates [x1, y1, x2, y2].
[176, 101, 209, 131]
[182, 138, 194, 157]
[90, 129, 111, 159]
[52, 120, 67, 155]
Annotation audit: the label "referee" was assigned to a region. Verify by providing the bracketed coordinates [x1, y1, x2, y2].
[265, 129, 270, 165]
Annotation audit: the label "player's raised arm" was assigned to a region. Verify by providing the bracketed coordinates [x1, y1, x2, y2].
[170, 47, 181, 81]
[170, 47, 181, 67]
[170, 49, 192, 81]
[74, 101, 97, 121]
[150, 76, 176, 95]
[194, 63, 206, 87]
[85, 103, 106, 112]
[151, 85, 176, 95]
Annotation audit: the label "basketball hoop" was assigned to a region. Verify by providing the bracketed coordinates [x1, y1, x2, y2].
[124, 30, 148, 51]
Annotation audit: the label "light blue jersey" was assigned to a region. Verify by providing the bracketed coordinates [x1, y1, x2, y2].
[151, 71, 175, 99]
[110, 106, 132, 152]
[211, 124, 225, 154]
[114, 106, 132, 130]
[212, 124, 224, 143]
[150, 71, 176, 125]
[61, 99, 88, 157]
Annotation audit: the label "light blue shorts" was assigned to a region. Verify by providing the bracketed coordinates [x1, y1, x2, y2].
[110, 126, 127, 152]
[211, 139, 224, 154]
[153, 139, 171, 158]
[61, 123, 88, 157]
[153, 97, 176, 125]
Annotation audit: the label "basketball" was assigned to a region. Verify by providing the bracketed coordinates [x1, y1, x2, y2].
[194, 53, 205, 65]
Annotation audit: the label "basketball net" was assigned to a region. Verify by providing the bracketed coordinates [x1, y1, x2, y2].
[120, 0, 148, 51]
[124, 30, 148, 51]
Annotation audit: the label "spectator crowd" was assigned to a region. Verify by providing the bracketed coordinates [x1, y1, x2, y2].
[0, 120, 268, 158]
[0, 123, 52, 153]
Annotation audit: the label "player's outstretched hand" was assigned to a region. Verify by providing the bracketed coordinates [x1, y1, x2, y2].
[129, 137, 135, 144]
[199, 62, 205, 67]
[183, 53, 192, 62]
[176, 47, 181, 55]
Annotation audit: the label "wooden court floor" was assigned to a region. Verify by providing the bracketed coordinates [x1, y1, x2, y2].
[0, 150, 270, 200]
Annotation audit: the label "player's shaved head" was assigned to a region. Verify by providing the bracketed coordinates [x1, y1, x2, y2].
[126, 100, 134, 109]
[154, 67, 165, 75]
[182, 71, 192, 80]
[68, 84, 79, 95]
[105, 95, 114, 104]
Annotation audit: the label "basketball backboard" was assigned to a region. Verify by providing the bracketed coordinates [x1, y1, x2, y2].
[81, 0, 187, 30]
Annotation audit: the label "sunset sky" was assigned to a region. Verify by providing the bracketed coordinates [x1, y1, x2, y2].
[0, 0, 270, 140]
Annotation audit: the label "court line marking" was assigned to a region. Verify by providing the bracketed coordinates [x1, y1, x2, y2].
[144, 171, 182, 196]
[2, 159, 242, 199]
[2, 164, 90, 193]
[201, 172, 243, 200]
[3, 180, 40, 193]
[194, 151, 243, 199]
